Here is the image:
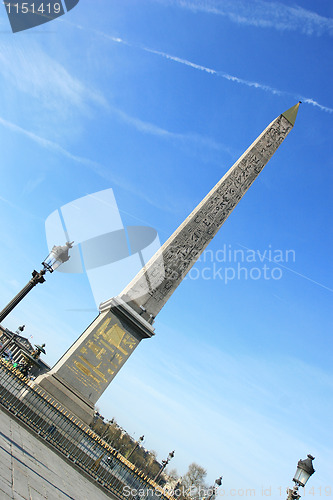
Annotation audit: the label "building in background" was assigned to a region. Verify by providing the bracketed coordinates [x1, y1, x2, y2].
[0, 325, 50, 377]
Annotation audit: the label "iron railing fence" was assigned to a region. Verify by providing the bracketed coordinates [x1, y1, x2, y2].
[0, 360, 174, 500]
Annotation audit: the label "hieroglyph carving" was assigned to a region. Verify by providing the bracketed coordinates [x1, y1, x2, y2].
[120, 115, 292, 317]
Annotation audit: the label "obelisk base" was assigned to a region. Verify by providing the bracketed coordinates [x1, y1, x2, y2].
[35, 298, 155, 424]
[35, 371, 96, 423]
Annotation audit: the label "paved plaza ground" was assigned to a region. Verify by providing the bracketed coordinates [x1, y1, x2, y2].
[0, 409, 115, 500]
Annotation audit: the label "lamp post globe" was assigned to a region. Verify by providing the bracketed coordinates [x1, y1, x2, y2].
[207, 476, 223, 500]
[153, 450, 175, 482]
[42, 242, 73, 272]
[215, 477, 223, 487]
[127, 434, 145, 460]
[0, 241, 73, 328]
[287, 455, 315, 500]
[293, 455, 315, 487]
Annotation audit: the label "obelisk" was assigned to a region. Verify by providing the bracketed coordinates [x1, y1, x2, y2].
[36, 103, 300, 423]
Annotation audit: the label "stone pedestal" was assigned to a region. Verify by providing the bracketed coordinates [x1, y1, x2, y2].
[35, 297, 154, 423]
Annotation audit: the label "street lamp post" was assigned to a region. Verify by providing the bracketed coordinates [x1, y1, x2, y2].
[154, 450, 175, 482]
[127, 435, 144, 459]
[207, 476, 223, 500]
[0, 242, 73, 334]
[286, 455, 315, 499]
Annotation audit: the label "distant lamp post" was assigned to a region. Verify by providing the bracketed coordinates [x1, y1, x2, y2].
[0, 241, 73, 327]
[207, 476, 223, 500]
[127, 435, 144, 459]
[287, 455, 315, 499]
[154, 450, 175, 482]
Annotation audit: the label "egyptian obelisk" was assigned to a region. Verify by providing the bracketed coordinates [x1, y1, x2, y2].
[36, 103, 300, 423]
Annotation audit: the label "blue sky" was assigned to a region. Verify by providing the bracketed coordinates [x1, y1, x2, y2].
[0, 0, 332, 495]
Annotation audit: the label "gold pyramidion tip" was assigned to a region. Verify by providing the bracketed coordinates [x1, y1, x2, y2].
[282, 102, 301, 126]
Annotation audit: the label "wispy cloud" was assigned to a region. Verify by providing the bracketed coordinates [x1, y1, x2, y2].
[0, 115, 158, 211]
[0, 31, 232, 157]
[0, 193, 42, 221]
[0, 116, 103, 170]
[0, 115, 222, 214]
[0, 40, 107, 114]
[0, 104, 230, 167]
[156, 0, 333, 36]
[0, 194, 26, 215]
[111, 106, 233, 154]
[22, 175, 46, 195]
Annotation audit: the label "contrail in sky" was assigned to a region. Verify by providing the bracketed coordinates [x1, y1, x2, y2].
[238, 243, 333, 293]
[97, 31, 333, 114]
